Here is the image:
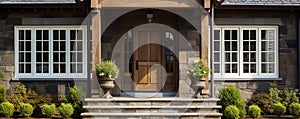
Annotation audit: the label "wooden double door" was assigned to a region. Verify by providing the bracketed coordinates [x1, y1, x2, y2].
[122, 25, 178, 93]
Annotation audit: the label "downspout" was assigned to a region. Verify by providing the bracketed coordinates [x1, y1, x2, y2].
[210, 0, 215, 98]
[86, 0, 92, 98]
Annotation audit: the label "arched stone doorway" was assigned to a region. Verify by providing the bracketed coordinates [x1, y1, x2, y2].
[101, 8, 204, 97]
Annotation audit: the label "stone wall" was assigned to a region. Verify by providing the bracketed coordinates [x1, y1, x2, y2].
[0, 6, 87, 95]
[214, 8, 299, 102]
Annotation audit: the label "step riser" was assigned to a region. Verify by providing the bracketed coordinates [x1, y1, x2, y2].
[85, 108, 218, 113]
[86, 102, 218, 106]
[83, 116, 221, 119]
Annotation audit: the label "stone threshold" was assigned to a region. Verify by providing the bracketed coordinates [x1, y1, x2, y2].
[83, 105, 222, 109]
[81, 112, 223, 117]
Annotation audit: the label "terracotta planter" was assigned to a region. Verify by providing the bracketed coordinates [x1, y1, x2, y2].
[97, 77, 115, 98]
[191, 78, 206, 98]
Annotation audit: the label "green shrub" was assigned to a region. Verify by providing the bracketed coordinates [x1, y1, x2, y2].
[0, 85, 6, 103]
[41, 104, 56, 117]
[248, 93, 276, 114]
[20, 103, 33, 117]
[224, 105, 240, 119]
[0, 102, 14, 117]
[289, 103, 300, 117]
[66, 85, 84, 117]
[273, 102, 286, 117]
[248, 105, 261, 118]
[9, 83, 27, 111]
[59, 103, 74, 118]
[219, 86, 246, 118]
[269, 84, 299, 111]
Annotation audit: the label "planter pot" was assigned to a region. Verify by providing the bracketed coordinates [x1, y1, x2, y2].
[190, 78, 206, 98]
[97, 77, 115, 98]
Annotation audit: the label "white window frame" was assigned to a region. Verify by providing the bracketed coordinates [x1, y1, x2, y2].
[213, 25, 279, 80]
[14, 26, 87, 79]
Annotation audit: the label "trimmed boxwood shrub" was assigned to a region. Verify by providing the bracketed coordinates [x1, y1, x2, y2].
[273, 102, 286, 117]
[41, 104, 56, 117]
[248, 105, 261, 118]
[248, 93, 276, 114]
[0, 85, 6, 103]
[9, 83, 27, 111]
[0, 102, 14, 117]
[20, 103, 33, 117]
[219, 86, 246, 118]
[59, 103, 74, 118]
[289, 103, 300, 117]
[66, 85, 83, 117]
[224, 105, 240, 119]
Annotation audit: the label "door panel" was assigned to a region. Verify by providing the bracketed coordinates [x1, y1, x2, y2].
[122, 25, 178, 93]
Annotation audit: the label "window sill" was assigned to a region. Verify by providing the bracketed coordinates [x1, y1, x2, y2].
[11, 78, 88, 82]
[212, 78, 282, 82]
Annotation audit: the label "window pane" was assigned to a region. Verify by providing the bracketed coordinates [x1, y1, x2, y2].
[60, 30, 66, 40]
[232, 30, 237, 40]
[214, 53, 220, 62]
[25, 64, 31, 73]
[36, 53, 42, 62]
[243, 41, 249, 51]
[25, 53, 31, 62]
[19, 64, 24, 73]
[53, 41, 59, 51]
[77, 53, 83, 62]
[77, 64, 83, 73]
[25, 41, 31, 51]
[225, 41, 230, 51]
[60, 53, 66, 62]
[70, 64, 76, 73]
[243, 53, 249, 62]
[60, 64, 66, 73]
[19, 41, 24, 51]
[214, 64, 220, 73]
[60, 41, 66, 51]
[36, 30, 42, 40]
[243, 30, 249, 40]
[43, 53, 49, 62]
[214, 41, 220, 51]
[53, 30, 59, 40]
[225, 53, 230, 62]
[43, 41, 49, 51]
[261, 30, 266, 40]
[250, 41, 256, 51]
[36, 41, 42, 51]
[77, 42, 83, 51]
[225, 30, 230, 40]
[243, 64, 249, 73]
[53, 64, 59, 73]
[19, 30, 24, 40]
[53, 53, 59, 62]
[225, 64, 230, 73]
[77, 30, 83, 40]
[70, 41, 75, 51]
[250, 53, 256, 62]
[70, 30, 76, 40]
[251, 64, 256, 73]
[250, 30, 256, 40]
[232, 41, 237, 51]
[26, 30, 31, 40]
[232, 64, 237, 73]
[214, 30, 220, 40]
[19, 53, 24, 62]
[36, 64, 42, 73]
[71, 53, 76, 62]
[43, 30, 49, 40]
[232, 53, 237, 62]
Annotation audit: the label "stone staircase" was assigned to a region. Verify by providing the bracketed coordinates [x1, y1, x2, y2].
[81, 97, 222, 119]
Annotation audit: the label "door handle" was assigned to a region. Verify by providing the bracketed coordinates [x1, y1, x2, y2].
[136, 60, 139, 70]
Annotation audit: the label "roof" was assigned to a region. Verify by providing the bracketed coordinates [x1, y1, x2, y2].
[222, 0, 300, 6]
[0, 0, 76, 4]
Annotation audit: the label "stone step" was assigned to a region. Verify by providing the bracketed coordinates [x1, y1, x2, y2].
[81, 112, 223, 118]
[84, 105, 221, 113]
[84, 98, 219, 105]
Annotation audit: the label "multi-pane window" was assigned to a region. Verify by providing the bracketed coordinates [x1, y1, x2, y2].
[165, 31, 175, 73]
[213, 26, 278, 79]
[15, 26, 86, 78]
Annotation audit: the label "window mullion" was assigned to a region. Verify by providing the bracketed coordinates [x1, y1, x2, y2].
[32, 28, 36, 76]
[50, 29, 53, 76]
[66, 29, 70, 76]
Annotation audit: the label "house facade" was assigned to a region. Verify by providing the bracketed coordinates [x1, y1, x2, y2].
[0, 0, 299, 102]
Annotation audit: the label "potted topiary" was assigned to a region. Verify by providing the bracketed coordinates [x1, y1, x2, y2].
[187, 58, 210, 98]
[95, 60, 119, 98]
